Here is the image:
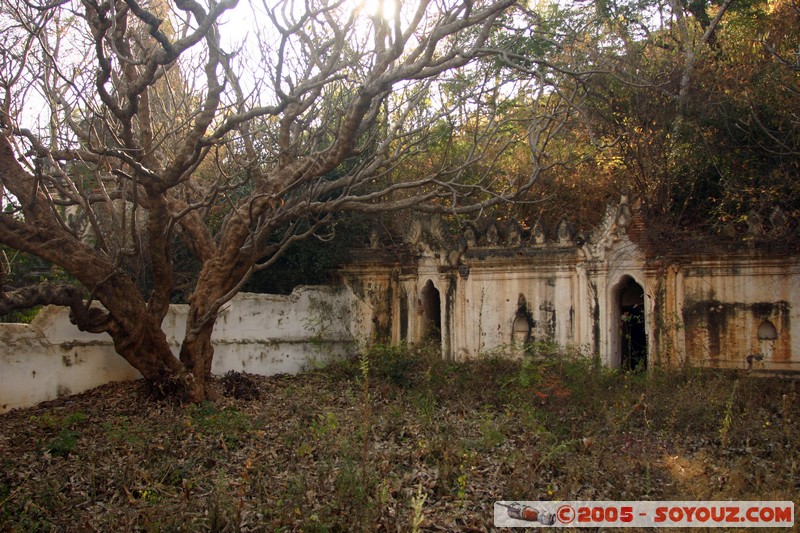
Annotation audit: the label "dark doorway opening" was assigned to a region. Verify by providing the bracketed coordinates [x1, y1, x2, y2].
[619, 277, 646, 371]
[420, 280, 441, 342]
[399, 289, 409, 342]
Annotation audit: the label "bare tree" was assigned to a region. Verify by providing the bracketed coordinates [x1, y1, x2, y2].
[0, 0, 568, 400]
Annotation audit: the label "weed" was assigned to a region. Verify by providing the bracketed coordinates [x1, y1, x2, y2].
[47, 428, 79, 457]
[0, 306, 40, 324]
[62, 411, 88, 426]
[412, 390, 437, 424]
[516, 355, 540, 388]
[359, 349, 371, 393]
[189, 403, 252, 449]
[719, 379, 739, 447]
[30, 410, 87, 430]
[357, 348, 375, 492]
[310, 412, 339, 440]
[526, 339, 563, 359]
[367, 342, 418, 387]
[190, 402, 251, 433]
[477, 418, 506, 450]
[32, 411, 88, 457]
[103, 415, 146, 447]
[132, 487, 159, 504]
[154, 460, 193, 488]
[455, 471, 468, 503]
[410, 483, 427, 533]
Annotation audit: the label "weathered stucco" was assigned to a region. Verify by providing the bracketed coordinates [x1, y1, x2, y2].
[674, 257, 798, 370]
[0, 287, 362, 413]
[339, 198, 800, 374]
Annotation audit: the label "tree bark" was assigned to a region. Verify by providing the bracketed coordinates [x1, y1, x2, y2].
[179, 244, 253, 391]
[0, 136, 200, 397]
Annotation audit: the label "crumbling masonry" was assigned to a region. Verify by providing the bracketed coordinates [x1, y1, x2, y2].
[340, 197, 800, 373]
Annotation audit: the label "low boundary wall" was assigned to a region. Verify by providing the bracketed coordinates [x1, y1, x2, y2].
[0, 286, 362, 413]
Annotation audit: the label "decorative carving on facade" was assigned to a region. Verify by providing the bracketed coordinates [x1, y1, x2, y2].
[746, 210, 764, 238]
[369, 227, 381, 249]
[483, 222, 499, 246]
[531, 220, 546, 245]
[339, 195, 799, 375]
[507, 221, 522, 246]
[615, 195, 632, 232]
[405, 214, 453, 254]
[585, 197, 633, 261]
[463, 225, 478, 247]
[769, 206, 788, 236]
[429, 214, 447, 244]
[407, 218, 424, 245]
[556, 219, 572, 246]
[405, 196, 639, 260]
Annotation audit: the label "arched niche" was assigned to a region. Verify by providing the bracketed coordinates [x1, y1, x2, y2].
[512, 314, 532, 357]
[399, 287, 409, 342]
[757, 320, 778, 340]
[511, 293, 533, 357]
[757, 319, 778, 360]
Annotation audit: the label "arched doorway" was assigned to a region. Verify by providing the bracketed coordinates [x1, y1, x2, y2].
[399, 288, 409, 342]
[618, 276, 647, 371]
[420, 280, 441, 342]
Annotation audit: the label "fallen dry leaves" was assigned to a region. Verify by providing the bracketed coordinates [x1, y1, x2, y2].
[0, 351, 798, 531]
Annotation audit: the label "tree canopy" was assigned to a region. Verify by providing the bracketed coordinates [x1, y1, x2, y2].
[0, 0, 554, 399]
[507, 0, 800, 236]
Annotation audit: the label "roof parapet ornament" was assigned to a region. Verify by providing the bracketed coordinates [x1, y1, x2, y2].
[531, 220, 546, 245]
[507, 220, 523, 247]
[769, 206, 788, 237]
[429, 213, 446, 244]
[369, 227, 381, 249]
[483, 222, 499, 246]
[407, 217, 424, 245]
[556, 219, 572, 246]
[746, 209, 764, 238]
[463, 224, 478, 248]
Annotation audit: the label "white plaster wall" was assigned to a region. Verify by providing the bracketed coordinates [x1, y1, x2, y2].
[0, 286, 363, 413]
[448, 261, 586, 360]
[458, 271, 545, 356]
[210, 287, 360, 375]
[0, 314, 142, 413]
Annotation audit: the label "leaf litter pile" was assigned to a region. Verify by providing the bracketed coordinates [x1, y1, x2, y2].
[1, 345, 799, 531]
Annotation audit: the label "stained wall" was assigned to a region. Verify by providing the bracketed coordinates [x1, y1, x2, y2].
[340, 200, 800, 374]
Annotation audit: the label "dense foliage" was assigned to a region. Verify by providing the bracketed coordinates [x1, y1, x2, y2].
[379, 0, 800, 239]
[522, 0, 800, 238]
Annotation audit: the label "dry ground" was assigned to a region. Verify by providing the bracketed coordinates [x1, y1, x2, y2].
[1, 345, 798, 531]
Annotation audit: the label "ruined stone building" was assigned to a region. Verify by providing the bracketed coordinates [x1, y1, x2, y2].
[340, 197, 800, 373]
[3, 197, 798, 412]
